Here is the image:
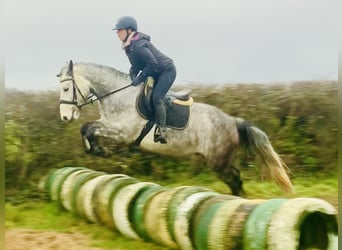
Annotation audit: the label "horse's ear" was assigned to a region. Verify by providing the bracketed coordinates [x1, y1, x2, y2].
[67, 60, 73, 76]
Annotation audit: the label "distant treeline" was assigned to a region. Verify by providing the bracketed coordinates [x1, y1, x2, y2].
[5, 81, 337, 193]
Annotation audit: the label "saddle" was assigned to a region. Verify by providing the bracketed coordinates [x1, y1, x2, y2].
[133, 77, 193, 146]
[136, 77, 193, 129]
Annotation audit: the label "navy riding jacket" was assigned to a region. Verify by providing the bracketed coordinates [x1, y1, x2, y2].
[124, 32, 174, 82]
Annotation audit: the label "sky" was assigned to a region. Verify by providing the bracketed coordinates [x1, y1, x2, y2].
[4, 0, 339, 91]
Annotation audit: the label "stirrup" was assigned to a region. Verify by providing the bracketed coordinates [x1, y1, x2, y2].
[154, 135, 167, 144]
[154, 126, 167, 144]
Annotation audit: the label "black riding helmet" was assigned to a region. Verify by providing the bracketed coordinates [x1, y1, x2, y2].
[112, 16, 138, 31]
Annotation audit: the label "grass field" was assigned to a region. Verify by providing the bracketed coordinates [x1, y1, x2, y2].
[5, 174, 338, 250]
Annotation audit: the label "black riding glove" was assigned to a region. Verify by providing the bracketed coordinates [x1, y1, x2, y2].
[131, 73, 146, 86]
[129, 67, 139, 81]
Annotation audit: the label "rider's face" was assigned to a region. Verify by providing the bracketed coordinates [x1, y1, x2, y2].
[116, 29, 128, 42]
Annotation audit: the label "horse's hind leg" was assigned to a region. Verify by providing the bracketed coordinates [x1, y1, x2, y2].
[80, 122, 112, 157]
[219, 165, 244, 196]
[212, 155, 244, 196]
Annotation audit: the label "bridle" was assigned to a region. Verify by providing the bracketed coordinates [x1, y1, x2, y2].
[59, 77, 91, 109]
[59, 75, 132, 110]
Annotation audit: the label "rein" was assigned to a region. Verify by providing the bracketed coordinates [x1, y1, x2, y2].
[59, 77, 132, 110]
[83, 84, 132, 108]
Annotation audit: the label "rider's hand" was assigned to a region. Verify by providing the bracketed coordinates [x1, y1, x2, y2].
[129, 67, 138, 80]
[131, 78, 141, 86]
[131, 74, 146, 86]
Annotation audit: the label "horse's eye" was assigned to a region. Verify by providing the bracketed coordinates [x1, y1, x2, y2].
[64, 88, 69, 92]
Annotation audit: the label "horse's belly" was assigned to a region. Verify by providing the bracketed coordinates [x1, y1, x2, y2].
[140, 138, 195, 157]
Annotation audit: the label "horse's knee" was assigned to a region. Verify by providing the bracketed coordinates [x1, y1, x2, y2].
[80, 122, 111, 157]
[81, 123, 95, 150]
[80, 123, 89, 136]
[80, 122, 97, 137]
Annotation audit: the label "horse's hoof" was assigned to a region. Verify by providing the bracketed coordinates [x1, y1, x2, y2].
[102, 147, 112, 157]
[93, 146, 102, 156]
[90, 146, 111, 157]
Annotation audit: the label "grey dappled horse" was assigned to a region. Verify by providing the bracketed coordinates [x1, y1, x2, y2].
[58, 60, 293, 196]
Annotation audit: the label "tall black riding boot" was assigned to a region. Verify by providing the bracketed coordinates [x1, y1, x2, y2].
[154, 99, 167, 144]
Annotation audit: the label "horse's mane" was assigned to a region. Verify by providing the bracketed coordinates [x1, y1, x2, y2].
[66, 62, 130, 91]
[75, 62, 128, 78]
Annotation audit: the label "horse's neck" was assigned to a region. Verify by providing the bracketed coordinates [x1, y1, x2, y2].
[99, 86, 138, 114]
[75, 65, 126, 94]
[91, 75, 139, 120]
[97, 87, 143, 134]
[75, 63, 141, 124]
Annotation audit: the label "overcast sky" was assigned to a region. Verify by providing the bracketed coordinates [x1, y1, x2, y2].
[4, 0, 338, 91]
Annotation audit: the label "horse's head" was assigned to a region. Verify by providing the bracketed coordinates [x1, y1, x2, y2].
[57, 60, 91, 122]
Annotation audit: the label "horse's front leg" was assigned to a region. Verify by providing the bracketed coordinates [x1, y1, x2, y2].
[80, 122, 112, 157]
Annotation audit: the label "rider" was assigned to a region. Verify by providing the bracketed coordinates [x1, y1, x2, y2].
[113, 16, 176, 144]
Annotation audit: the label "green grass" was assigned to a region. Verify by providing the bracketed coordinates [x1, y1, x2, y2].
[244, 176, 338, 205]
[5, 201, 169, 250]
[155, 172, 338, 206]
[5, 174, 338, 250]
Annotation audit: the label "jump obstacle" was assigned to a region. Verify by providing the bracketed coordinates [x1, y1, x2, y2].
[39, 167, 338, 250]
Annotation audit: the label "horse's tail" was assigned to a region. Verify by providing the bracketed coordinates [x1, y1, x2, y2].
[235, 118, 293, 194]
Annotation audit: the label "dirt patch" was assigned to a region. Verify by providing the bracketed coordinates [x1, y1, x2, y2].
[5, 229, 104, 250]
